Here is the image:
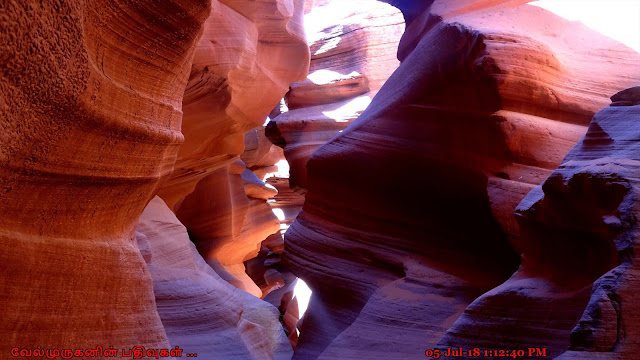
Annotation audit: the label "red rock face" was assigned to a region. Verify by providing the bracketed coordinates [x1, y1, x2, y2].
[266, 0, 405, 191]
[477, 87, 640, 360]
[4, 0, 639, 358]
[150, 0, 309, 299]
[284, 1, 640, 359]
[0, 0, 209, 353]
[175, 159, 280, 298]
[136, 197, 292, 359]
[243, 127, 287, 181]
[157, 0, 310, 209]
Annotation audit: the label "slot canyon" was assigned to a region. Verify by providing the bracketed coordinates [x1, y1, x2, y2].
[1, 0, 639, 359]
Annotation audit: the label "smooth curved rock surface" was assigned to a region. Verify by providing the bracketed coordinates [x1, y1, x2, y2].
[267, 0, 405, 190]
[436, 91, 640, 358]
[242, 127, 287, 181]
[137, 197, 293, 359]
[157, 0, 310, 209]
[511, 87, 640, 360]
[284, 2, 640, 359]
[175, 160, 280, 298]
[0, 0, 209, 354]
[152, 0, 309, 298]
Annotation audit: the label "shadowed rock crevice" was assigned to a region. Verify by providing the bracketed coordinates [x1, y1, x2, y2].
[555, 89, 640, 359]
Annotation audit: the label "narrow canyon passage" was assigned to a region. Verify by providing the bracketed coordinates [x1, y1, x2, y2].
[1, 1, 640, 360]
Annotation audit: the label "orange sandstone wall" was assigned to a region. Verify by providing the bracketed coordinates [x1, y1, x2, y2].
[0, 0, 210, 355]
[152, 0, 310, 298]
[157, 0, 310, 209]
[267, 0, 405, 192]
[136, 197, 293, 359]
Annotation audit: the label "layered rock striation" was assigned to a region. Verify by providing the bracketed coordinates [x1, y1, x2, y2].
[439, 86, 640, 358]
[151, 0, 309, 299]
[136, 197, 293, 359]
[0, 0, 209, 354]
[555, 88, 640, 360]
[283, 1, 640, 359]
[175, 159, 280, 298]
[266, 0, 405, 191]
[4, 0, 640, 358]
[1, 0, 312, 356]
[157, 0, 310, 209]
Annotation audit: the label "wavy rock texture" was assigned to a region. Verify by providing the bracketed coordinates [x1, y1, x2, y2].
[157, 0, 310, 209]
[261, 6, 404, 319]
[260, 4, 405, 330]
[243, 127, 287, 181]
[440, 86, 640, 360]
[241, 128, 297, 300]
[266, 0, 405, 191]
[0, 0, 209, 354]
[175, 159, 280, 298]
[284, 1, 640, 359]
[241, 127, 305, 347]
[136, 197, 293, 359]
[148, 0, 309, 300]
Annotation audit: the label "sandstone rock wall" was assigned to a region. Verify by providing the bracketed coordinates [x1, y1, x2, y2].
[0, 0, 311, 356]
[266, 0, 405, 191]
[4, 0, 639, 358]
[0, 0, 210, 354]
[441, 86, 640, 359]
[152, 0, 309, 299]
[157, 0, 310, 209]
[175, 159, 280, 298]
[283, 1, 640, 359]
[136, 197, 293, 359]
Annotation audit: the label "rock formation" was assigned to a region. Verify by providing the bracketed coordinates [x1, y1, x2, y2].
[556, 92, 640, 360]
[266, 0, 405, 191]
[150, 0, 309, 299]
[261, 6, 405, 312]
[440, 85, 640, 359]
[157, 0, 310, 209]
[4, 0, 640, 358]
[175, 159, 280, 298]
[0, 0, 209, 355]
[136, 0, 311, 356]
[253, 2, 407, 345]
[139, 1, 311, 356]
[242, 128, 296, 298]
[243, 127, 287, 182]
[283, 1, 640, 359]
[136, 197, 293, 359]
[0, 0, 312, 356]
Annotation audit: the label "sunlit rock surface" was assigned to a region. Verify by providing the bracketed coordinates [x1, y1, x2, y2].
[137, 197, 293, 359]
[243, 127, 287, 181]
[284, 1, 640, 359]
[0, 0, 209, 354]
[157, 0, 310, 209]
[266, 0, 405, 191]
[175, 160, 280, 298]
[154, 0, 309, 296]
[261, 5, 404, 320]
[4, 0, 640, 358]
[242, 128, 296, 299]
